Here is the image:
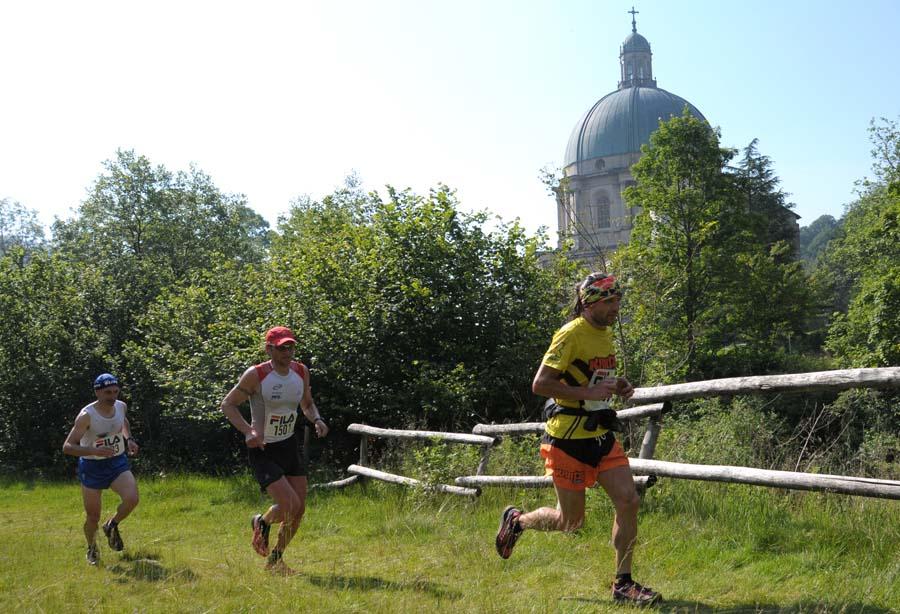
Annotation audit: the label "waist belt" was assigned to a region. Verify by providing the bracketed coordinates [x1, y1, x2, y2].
[545, 401, 591, 418]
[543, 400, 623, 432]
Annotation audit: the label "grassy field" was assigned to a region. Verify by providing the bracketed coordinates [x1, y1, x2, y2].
[0, 473, 897, 613]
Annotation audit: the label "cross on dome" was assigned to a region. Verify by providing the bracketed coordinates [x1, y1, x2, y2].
[628, 6, 639, 33]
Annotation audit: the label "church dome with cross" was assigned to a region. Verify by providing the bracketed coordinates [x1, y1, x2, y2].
[557, 9, 707, 262]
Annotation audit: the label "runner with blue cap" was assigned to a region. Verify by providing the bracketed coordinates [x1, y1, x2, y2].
[63, 373, 140, 565]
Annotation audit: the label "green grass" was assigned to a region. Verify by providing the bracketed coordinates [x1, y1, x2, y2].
[0, 474, 897, 613]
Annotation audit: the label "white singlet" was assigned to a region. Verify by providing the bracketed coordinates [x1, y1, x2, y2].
[78, 400, 127, 460]
[249, 361, 306, 444]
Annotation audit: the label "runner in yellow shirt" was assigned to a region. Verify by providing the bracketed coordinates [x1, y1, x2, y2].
[495, 272, 661, 606]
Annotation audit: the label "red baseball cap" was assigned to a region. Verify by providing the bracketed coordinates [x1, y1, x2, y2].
[265, 326, 297, 346]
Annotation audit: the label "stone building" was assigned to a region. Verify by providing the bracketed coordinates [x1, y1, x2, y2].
[557, 12, 706, 263]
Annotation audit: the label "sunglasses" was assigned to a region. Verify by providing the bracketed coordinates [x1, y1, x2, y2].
[269, 344, 296, 352]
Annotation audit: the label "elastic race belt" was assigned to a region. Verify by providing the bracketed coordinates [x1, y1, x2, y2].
[544, 400, 623, 432]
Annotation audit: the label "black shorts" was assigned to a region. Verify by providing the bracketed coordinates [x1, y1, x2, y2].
[540, 431, 616, 466]
[248, 434, 307, 491]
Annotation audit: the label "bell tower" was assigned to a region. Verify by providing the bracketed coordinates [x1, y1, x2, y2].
[618, 7, 656, 89]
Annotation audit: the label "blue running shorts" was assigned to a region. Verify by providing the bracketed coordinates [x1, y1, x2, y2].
[78, 454, 131, 490]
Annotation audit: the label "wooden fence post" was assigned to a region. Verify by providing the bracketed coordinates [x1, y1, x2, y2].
[638, 417, 661, 460]
[638, 401, 670, 461]
[475, 443, 493, 475]
[359, 433, 368, 466]
[636, 401, 668, 495]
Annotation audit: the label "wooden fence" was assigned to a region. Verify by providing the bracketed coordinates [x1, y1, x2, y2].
[315, 367, 900, 501]
[311, 424, 495, 497]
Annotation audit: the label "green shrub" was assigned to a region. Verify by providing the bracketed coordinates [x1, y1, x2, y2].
[658, 397, 787, 469]
[483, 433, 544, 476]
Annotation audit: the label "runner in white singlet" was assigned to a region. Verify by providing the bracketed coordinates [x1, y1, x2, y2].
[221, 326, 329, 575]
[62, 373, 140, 566]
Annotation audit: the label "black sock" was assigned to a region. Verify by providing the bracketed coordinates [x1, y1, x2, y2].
[615, 573, 633, 586]
[267, 549, 283, 565]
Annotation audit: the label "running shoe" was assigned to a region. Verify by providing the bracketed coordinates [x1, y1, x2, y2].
[612, 580, 662, 606]
[102, 520, 124, 551]
[495, 505, 523, 559]
[251, 513, 271, 557]
[86, 543, 100, 566]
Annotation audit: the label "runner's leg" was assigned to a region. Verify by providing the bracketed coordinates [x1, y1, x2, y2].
[82, 485, 102, 546]
[595, 464, 639, 575]
[107, 471, 139, 524]
[262, 503, 281, 524]
[518, 484, 585, 532]
[265, 476, 304, 553]
[276, 475, 307, 551]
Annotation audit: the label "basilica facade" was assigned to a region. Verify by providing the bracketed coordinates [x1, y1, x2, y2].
[557, 14, 705, 263]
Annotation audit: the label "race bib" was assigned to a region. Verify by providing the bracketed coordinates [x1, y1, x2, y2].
[265, 411, 297, 439]
[94, 431, 126, 456]
[585, 368, 615, 411]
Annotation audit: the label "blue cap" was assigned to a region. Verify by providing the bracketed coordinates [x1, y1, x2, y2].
[93, 373, 119, 390]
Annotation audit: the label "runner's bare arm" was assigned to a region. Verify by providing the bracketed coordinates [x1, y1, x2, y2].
[123, 413, 139, 456]
[221, 367, 265, 447]
[62, 412, 114, 457]
[299, 372, 328, 438]
[532, 363, 617, 401]
[120, 403, 131, 438]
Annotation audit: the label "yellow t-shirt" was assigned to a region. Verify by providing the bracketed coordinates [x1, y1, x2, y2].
[541, 317, 618, 439]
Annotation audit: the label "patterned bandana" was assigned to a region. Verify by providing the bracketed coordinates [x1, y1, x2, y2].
[580, 275, 622, 305]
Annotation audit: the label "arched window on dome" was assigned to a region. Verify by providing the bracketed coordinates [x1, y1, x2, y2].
[591, 192, 611, 229]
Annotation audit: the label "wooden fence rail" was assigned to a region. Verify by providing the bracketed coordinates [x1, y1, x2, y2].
[346, 423, 495, 446]
[464, 368, 900, 500]
[629, 367, 900, 404]
[348, 464, 479, 497]
[627, 458, 900, 500]
[471, 403, 669, 437]
[456, 475, 657, 490]
[314, 368, 900, 500]
[314, 423, 496, 495]
[455, 464, 900, 500]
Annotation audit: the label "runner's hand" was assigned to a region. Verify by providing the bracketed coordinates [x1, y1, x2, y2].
[93, 447, 117, 458]
[127, 439, 140, 456]
[587, 378, 617, 400]
[615, 377, 634, 400]
[245, 429, 265, 449]
[314, 419, 329, 438]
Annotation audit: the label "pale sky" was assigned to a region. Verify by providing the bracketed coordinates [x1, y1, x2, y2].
[2, 0, 898, 239]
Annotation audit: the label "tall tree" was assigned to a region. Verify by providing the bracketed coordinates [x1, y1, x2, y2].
[823, 118, 900, 367]
[731, 138, 799, 257]
[127, 179, 574, 468]
[799, 214, 840, 265]
[0, 198, 45, 257]
[51, 149, 271, 353]
[0, 250, 108, 470]
[615, 112, 813, 383]
[48, 150, 272, 458]
[615, 111, 737, 381]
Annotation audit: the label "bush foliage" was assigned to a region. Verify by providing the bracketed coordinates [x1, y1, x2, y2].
[1, 116, 897, 480]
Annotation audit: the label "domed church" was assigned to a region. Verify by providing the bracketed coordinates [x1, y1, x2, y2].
[557, 9, 706, 262]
